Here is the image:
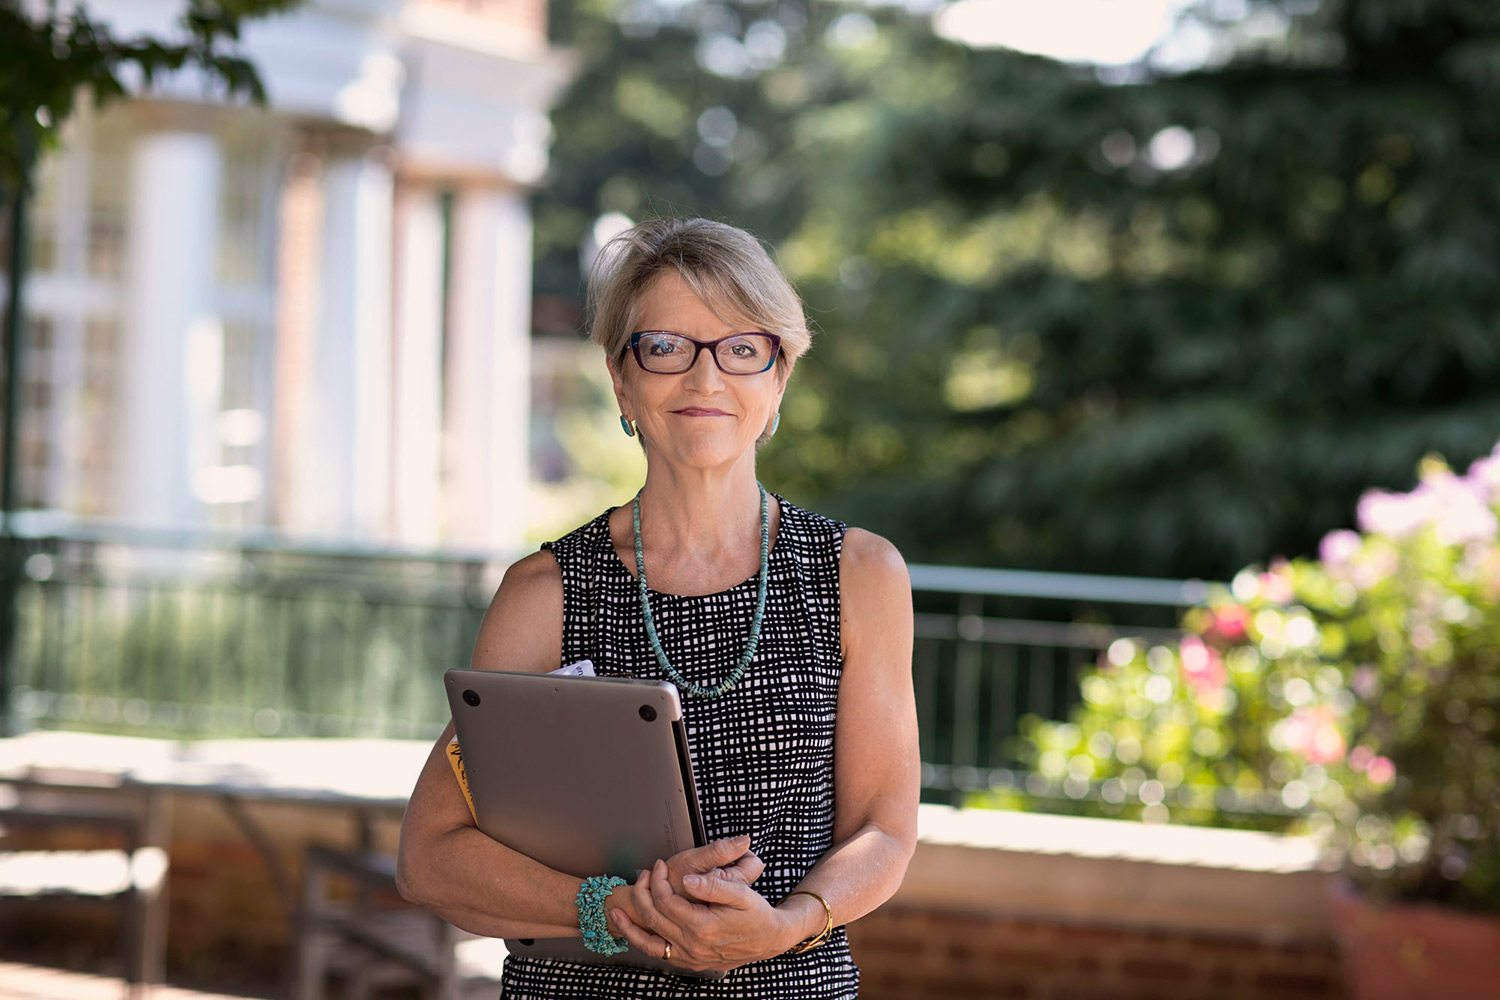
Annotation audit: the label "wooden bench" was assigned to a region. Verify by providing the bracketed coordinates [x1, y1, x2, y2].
[0, 776, 168, 999]
[292, 845, 506, 1000]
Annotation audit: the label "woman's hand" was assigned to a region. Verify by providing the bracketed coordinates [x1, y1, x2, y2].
[608, 860, 800, 972]
[662, 833, 764, 898]
[602, 835, 762, 945]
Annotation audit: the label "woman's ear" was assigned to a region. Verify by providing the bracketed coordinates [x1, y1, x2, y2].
[608, 355, 630, 416]
[772, 359, 792, 405]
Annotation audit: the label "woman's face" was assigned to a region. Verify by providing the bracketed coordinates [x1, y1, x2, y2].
[610, 270, 787, 474]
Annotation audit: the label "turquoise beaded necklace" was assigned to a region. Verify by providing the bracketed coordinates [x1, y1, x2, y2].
[631, 483, 770, 700]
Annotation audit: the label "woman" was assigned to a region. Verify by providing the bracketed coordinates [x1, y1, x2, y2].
[397, 217, 918, 998]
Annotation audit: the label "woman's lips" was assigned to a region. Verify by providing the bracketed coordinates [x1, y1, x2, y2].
[673, 408, 730, 416]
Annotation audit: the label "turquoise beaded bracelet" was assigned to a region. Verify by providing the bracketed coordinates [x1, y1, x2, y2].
[576, 875, 629, 955]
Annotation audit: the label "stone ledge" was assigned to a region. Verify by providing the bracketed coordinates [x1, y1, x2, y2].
[903, 805, 1337, 940]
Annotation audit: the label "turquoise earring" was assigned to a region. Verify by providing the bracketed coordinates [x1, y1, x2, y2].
[767, 413, 780, 437]
[620, 415, 635, 438]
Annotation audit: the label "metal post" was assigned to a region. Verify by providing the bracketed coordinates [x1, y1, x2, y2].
[952, 593, 984, 779]
[0, 121, 36, 736]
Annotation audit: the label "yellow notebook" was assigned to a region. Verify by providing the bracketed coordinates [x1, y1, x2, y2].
[446, 736, 477, 821]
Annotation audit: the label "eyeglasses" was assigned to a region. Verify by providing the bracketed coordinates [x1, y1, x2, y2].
[629, 331, 782, 376]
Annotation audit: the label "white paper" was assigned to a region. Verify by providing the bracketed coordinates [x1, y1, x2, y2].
[549, 659, 596, 677]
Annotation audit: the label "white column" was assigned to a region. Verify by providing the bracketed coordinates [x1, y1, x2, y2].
[116, 131, 222, 527]
[447, 186, 531, 553]
[303, 151, 394, 537]
[392, 185, 444, 547]
[269, 151, 323, 533]
[50, 127, 89, 513]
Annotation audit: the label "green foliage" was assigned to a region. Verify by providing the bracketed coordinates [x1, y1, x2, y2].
[533, 0, 848, 303]
[1015, 446, 1500, 913]
[0, 0, 299, 192]
[538, 0, 1500, 579]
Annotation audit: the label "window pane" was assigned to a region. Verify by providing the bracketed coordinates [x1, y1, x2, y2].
[87, 102, 133, 280]
[216, 114, 277, 287]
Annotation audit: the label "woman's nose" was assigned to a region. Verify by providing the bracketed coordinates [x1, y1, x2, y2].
[682, 345, 725, 388]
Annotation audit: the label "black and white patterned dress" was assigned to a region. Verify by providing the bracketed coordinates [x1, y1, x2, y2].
[499, 494, 859, 999]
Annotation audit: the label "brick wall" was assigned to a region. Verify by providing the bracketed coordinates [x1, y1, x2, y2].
[849, 906, 1342, 1000]
[853, 806, 1346, 1000]
[4, 797, 1347, 999]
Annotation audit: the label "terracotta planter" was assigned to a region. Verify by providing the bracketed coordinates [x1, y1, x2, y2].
[1326, 877, 1500, 1000]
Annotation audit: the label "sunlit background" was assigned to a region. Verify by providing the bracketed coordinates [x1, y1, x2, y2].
[1, 0, 1498, 997]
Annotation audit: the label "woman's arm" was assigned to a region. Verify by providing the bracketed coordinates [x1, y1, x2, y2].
[395, 550, 585, 938]
[396, 550, 763, 940]
[611, 527, 919, 969]
[787, 526, 920, 925]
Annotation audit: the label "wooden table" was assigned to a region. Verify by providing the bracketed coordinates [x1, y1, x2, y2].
[0, 730, 436, 992]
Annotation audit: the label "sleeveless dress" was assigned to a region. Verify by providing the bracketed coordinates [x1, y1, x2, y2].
[499, 494, 860, 999]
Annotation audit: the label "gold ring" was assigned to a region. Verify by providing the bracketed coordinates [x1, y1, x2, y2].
[663, 942, 672, 961]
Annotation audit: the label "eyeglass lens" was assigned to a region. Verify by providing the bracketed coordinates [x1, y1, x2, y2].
[636, 332, 777, 374]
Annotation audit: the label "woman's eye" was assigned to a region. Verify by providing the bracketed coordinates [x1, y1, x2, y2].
[730, 342, 755, 357]
[648, 341, 678, 355]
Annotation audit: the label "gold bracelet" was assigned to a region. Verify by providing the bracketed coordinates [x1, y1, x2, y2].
[784, 889, 834, 954]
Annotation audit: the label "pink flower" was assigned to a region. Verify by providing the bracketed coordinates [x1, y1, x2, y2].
[1432, 479, 1497, 546]
[1319, 530, 1362, 572]
[1259, 560, 1295, 605]
[1366, 755, 1396, 787]
[1348, 745, 1374, 772]
[1210, 604, 1248, 642]
[1357, 489, 1433, 539]
[1357, 470, 1499, 546]
[1283, 705, 1347, 765]
[1179, 635, 1227, 699]
[1468, 453, 1500, 503]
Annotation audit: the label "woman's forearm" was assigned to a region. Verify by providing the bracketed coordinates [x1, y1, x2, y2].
[417, 895, 575, 941]
[778, 822, 916, 941]
[396, 822, 587, 938]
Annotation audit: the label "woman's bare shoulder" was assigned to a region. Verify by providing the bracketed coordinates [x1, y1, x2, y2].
[469, 550, 563, 673]
[838, 527, 912, 645]
[501, 549, 564, 595]
[839, 527, 910, 585]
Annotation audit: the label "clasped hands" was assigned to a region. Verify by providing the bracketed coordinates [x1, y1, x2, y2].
[603, 834, 800, 972]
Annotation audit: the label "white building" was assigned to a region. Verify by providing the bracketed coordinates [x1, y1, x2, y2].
[4, 0, 570, 552]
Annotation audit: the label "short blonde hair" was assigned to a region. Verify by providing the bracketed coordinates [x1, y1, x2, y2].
[587, 217, 810, 375]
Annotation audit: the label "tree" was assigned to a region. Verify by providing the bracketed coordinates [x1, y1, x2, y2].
[532, 0, 845, 307]
[769, 0, 1500, 578]
[538, 0, 1500, 580]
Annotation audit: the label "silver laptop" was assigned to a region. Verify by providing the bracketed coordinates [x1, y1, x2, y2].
[444, 668, 720, 977]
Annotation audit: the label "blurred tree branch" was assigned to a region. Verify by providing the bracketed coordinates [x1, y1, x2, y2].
[1, 0, 301, 193]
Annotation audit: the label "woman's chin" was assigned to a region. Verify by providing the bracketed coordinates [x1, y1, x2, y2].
[655, 436, 754, 469]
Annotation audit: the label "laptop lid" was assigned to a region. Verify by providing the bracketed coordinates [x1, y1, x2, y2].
[444, 668, 718, 977]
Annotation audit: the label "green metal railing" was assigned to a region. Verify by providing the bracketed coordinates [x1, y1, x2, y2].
[6, 520, 492, 740]
[904, 564, 1203, 801]
[3, 519, 1214, 803]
